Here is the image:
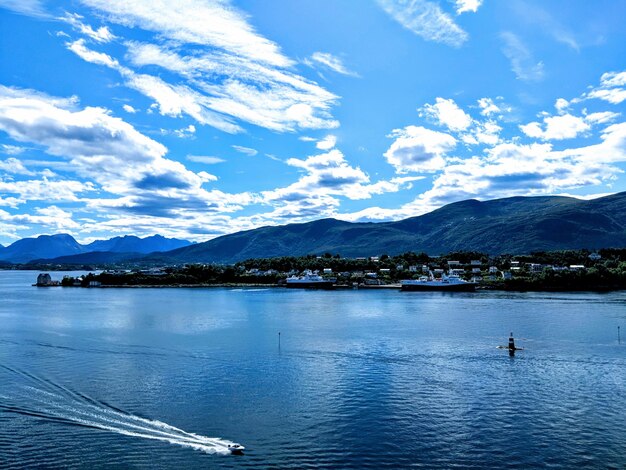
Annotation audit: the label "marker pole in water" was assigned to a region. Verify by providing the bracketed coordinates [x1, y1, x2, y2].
[509, 332, 515, 357]
[619, 326, 621, 344]
[278, 331, 281, 350]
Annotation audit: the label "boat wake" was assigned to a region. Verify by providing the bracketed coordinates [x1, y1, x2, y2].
[0, 364, 239, 455]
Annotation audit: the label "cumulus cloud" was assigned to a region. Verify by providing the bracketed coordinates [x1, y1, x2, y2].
[0, 205, 81, 232]
[2, 144, 26, 155]
[455, 0, 482, 14]
[0, 158, 33, 175]
[384, 125, 456, 173]
[261, 149, 420, 223]
[555, 98, 569, 113]
[477, 98, 502, 116]
[122, 104, 137, 113]
[316, 135, 337, 151]
[420, 97, 472, 131]
[366, 70, 626, 221]
[0, 85, 252, 218]
[520, 114, 590, 140]
[500, 32, 544, 82]
[377, 0, 468, 47]
[586, 70, 626, 104]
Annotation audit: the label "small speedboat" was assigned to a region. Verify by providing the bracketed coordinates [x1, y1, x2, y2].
[228, 444, 245, 454]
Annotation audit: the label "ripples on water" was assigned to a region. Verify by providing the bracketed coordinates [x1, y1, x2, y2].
[1, 271, 625, 468]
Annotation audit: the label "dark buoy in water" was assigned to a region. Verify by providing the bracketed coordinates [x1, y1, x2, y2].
[498, 332, 523, 355]
[618, 326, 621, 344]
[508, 332, 516, 356]
[278, 331, 281, 350]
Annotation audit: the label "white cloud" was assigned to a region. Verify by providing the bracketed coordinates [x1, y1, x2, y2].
[1, 144, 26, 155]
[187, 155, 225, 164]
[555, 98, 569, 113]
[61, 13, 116, 43]
[384, 125, 456, 173]
[232, 145, 258, 156]
[455, 0, 482, 14]
[586, 88, 626, 105]
[68, 36, 339, 133]
[122, 104, 138, 113]
[0, 85, 253, 219]
[470, 120, 502, 146]
[584, 111, 620, 125]
[80, 0, 290, 67]
[400, 141, 618, 214]
[316, 135, 337, 151]
[0, 178, 95, 203]
[264, 149, 419, 210]
[0, 0, 48, 17]
[586, 70, 626, 104]
[304, 52, 358, 77]
[67, 38, 120, 69]
[0, 205, 81, 231]
[377, 0, 468, 47]
[520, 114, 590, 140]
[477, 98, 501, 116]
[500, 32, 544, 82]
[420, 97, 472, 131]
[0, 158, 33, 175]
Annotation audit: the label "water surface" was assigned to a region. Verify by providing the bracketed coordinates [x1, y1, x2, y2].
[1, 271, 625, 468]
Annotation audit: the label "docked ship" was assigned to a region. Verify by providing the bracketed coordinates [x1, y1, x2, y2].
[401, 271, 477, 292]
[286, 270, 336, 289]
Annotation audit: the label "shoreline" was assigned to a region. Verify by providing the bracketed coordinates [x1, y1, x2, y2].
[33, 283, 626, 292]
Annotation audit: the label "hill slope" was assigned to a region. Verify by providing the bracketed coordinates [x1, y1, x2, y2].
[158, 193, 626, 264]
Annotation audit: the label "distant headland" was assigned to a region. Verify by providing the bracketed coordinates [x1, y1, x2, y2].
[35, 249, 626, 292]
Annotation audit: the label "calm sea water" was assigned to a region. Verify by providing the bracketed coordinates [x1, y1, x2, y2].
[0, 270, 625, 469]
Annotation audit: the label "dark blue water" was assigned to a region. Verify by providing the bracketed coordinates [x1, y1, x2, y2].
[1, 271, 625, 468]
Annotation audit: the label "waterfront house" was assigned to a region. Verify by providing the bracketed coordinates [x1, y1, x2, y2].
[36, 273, 52, 286]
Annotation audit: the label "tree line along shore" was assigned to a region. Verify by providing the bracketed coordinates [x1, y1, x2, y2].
[30, 248, 626, 291]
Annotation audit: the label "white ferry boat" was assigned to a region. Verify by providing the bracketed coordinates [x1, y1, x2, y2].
[401, 271, 476, 292]
[286, 270, 336, 289]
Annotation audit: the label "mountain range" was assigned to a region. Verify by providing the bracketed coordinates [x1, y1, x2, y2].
[153, 192, 626, 264]
[3, 192, 626, 265]
[0, 234, 191, 264]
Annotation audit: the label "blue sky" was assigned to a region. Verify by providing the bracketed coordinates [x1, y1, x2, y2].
[1, 0, 626, 244]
